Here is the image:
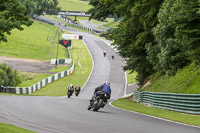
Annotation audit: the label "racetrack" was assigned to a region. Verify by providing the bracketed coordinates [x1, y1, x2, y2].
[0, 17, 199, 133]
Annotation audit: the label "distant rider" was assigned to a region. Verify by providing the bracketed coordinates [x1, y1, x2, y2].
[111, 53, 114, 59]
[103, 50, 106, 57]
[67, 84, 74, 94]
[90, 81, 111, 104]
[75, 84, 81, 93]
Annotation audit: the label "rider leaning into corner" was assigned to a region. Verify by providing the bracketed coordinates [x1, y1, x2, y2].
[89, 81, 111, 105]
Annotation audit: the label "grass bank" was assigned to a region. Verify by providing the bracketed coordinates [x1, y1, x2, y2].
[58, 0, 91, 11]
[0, 22, 68, 60]
[126, 71, 137, 84]
[31, 39, 92, 96]
[0, 122, 35, 133]
[140, 63, 200, 94]
[112, 97, 200, 126]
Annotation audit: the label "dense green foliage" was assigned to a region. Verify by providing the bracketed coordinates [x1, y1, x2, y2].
[34, 0, 60, 15]
[0, 63, 21, 86]
[88, 0, 200, 85]
[0, 0, 33, 42]
[147, 0, 200, 75]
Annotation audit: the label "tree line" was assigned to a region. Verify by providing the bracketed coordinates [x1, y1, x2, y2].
[88, 0, 200, 84]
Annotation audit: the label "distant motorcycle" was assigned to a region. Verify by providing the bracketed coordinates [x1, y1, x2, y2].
[75, 88, 80, 96]
[87, 91, 109, 111]
[111, 54, 114, 59]
[67, 90, 73, 98]
[103, 51, 106, 57]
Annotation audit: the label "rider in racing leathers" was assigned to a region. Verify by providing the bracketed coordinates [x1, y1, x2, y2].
[89, 81, 111, 105]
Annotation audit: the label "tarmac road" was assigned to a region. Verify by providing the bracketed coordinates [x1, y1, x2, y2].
[0, 17, 199, 133]
[79, 20, 107, 32]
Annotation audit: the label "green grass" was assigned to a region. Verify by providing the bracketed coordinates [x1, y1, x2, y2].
[0, 122, 35, 133]
[0, 22, 68, 60]
[58, 0, 92, 11]
[17, 72, 51, 87]
[48, 65, 71, 73]
[141, 63, 200, 94]
[103, 20, 120, 28]
[31, 39, 93, 96]
[126, 71, 137, 84]
[112, 97, 200, 126]
[17, 65, 71, 87]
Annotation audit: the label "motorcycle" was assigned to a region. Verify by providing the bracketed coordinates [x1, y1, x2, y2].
[103, 51, 106, 57]
[87, 91, 109, 111]
[111, 54, 114, 59]
[67, 89, 73, 98]
[75, 88, 80, 96]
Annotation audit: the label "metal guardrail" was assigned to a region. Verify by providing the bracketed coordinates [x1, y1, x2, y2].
[133, 91, 200, 114]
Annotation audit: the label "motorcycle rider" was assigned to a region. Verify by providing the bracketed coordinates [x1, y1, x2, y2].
[103, 50, 106, 57]
[111, 53, 114, 59]
[75, 84, 81, 93]
[67, 84, 74, 94]
[89, 81, 111, 106]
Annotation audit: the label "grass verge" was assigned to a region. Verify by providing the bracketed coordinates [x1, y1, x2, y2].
[141, 63, 200, 94]
[30, 39, 92, 96]
[58, 0, 92, 11]
[0, 122, 35, 133]
[0, 22, 68, 60]
[126, 71, 137, 84]
[111, 96, 200, 127]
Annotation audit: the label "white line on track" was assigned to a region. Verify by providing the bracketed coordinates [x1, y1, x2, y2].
[81, 40, 95, 90]
[109, 98, 200, 129]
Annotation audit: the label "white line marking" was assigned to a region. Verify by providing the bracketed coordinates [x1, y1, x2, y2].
[109, 98, 200, 129]
[81, 40, 94, 90]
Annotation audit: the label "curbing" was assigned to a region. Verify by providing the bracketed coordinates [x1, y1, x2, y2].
[11, 61, 75, 94]
[5, 40, 75, 94]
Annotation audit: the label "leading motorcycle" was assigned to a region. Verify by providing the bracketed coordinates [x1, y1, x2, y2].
[67, 89, 73, 98]
[87, 91, 109, 111]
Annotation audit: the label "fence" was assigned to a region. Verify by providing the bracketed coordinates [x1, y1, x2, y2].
[58, 15, 107, 36]
[133, 91, 200, 114]
[3, 61, 74, 94]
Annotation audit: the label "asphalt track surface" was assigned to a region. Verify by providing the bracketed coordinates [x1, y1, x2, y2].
[79, 20, 107, 32]
[0, 17, 199, 133]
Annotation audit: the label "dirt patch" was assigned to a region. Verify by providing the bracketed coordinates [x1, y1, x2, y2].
[0, 56, 56, 74]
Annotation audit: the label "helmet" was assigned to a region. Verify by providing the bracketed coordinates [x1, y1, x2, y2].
[77, 84, 79, 87]
[105, 81, 110, 86]
[70, 84, 73, 87]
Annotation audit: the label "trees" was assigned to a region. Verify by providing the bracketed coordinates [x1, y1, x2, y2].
[148, 0, 200, 74]
[88, 0, 164, 83]
[0, 0, 33, 42]
[34, 0, 61, 15]
[21, 0, 36, 16]
[88, 0, 200, 84]
[0, 63, 21, 86]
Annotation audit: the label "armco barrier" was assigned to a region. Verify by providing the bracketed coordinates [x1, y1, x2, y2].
[133, 91, 200, 114]
[6, 61, 74, 94]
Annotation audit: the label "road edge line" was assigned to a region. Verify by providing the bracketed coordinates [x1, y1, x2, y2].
[109, 99, 200, 129]
[81, 40, 95, 90]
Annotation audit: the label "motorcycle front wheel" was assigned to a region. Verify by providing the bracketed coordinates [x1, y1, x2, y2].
[93, 99, 103, 111]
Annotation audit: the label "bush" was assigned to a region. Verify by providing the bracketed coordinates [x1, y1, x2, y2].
[0, 63, 21, 86]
